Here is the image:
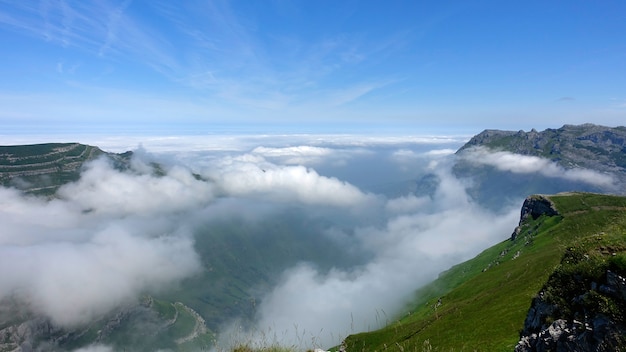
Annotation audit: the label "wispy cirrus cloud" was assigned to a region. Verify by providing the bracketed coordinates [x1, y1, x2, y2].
[0, 0, 414, 122]
[0, 0, 179, 74]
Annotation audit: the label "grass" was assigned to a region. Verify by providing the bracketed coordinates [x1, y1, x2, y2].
[343, 192, 626, 351]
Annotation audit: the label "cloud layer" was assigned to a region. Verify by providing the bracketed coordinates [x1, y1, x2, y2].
[460, 146, 616, 188]
[1, 135, 537, 350]
[248, 163, 519, 348]
[0, 155, 212, 327]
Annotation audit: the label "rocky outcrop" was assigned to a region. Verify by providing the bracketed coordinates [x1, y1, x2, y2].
[0, 317, 63, 352]
[511, 195, 559, 240]
[515, 318, 618, 352]
[520, 195, 560, 222]
[515, 270, 626, 351]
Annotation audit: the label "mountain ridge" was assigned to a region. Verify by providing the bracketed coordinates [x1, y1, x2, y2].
[457, 123, 626, 172]
[0, 143, 132, 196]
[448, 123, 626, 208]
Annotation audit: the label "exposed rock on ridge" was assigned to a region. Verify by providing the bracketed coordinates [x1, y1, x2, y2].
[515, 270, 626, 352]
[511, 195, 560, 240]
[513, 195, 626, 351]
[520, 195, 560, 222]
[451, 124, 626, 209]
[457, 123, 626, 174]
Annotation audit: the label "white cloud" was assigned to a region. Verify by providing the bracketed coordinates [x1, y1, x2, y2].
[385, 194, 430, 214]
[0, 136, 528, 350]
[252, 145, 334, 165]
[72, 344, 114, 352]
[390, 148, 456, 173]
[1, 225, 198, 327]
[58, 157, 215, 216]
[247, 162, 519, 348]
[424, 148, 456, 156]
[205, 154, 376, 207]
[460, 146, 616, 188]
[0, 155, 210, 327]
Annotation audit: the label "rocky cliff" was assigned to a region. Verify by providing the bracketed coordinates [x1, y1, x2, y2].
[511, 195, 560, 240]
[515, 270, 626, 352]
[513, 195, 626, 352]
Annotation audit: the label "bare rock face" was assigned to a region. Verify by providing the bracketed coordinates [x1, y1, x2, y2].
[515, 270, 626, 352]
[0, 317, 61, 352]
[520, 196, 560, 223]
[515, 316, 623, 352]
[511, 195, 559, 240]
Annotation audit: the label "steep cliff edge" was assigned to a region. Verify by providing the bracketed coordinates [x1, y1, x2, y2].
[511, 195, 560, 240]
[514, 195, 626, 351]
[343, 192, 626, 351]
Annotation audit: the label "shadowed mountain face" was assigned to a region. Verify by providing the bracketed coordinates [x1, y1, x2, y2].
[0, 143, 132, 196]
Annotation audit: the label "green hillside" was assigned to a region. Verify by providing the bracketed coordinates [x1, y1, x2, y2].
[0, 143, 131, 196]
[343, 192, 626, 351]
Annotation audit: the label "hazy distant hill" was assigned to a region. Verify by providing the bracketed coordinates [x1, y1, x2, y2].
[0, 143, 132, 196]
[451, 124, 626, 208]
[344, 192, 626, 351]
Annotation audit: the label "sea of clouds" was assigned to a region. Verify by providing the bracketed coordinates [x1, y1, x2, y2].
[0, 133, 617, 350]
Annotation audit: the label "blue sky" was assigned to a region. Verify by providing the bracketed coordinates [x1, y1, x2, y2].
[1, 0, 625, 135]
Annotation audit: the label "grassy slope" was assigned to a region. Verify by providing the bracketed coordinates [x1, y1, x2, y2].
[344, 193, 626, 352]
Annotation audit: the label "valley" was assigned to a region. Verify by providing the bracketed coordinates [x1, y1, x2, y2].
[1, 124, 625, 351]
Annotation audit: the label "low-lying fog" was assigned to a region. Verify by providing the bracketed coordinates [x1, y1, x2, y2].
[1, 134, 615, 351]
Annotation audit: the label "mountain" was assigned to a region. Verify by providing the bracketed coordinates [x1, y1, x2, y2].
[450, 124, 626, 208]
[2, 125, 625, 351]
[343, 192, 626, 351]
[0, 143, 132, 196]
